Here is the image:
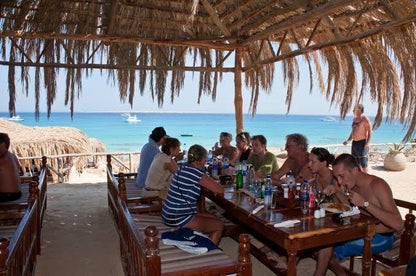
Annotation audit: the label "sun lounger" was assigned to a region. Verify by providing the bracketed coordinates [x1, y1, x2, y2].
[116, 192, 252, 276]
[0, 181, 40, 276]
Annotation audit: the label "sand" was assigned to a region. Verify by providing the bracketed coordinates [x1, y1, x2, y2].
[34, 157, 416, 276]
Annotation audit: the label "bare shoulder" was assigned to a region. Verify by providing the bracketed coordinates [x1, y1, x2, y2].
[368, 174, 393, 196]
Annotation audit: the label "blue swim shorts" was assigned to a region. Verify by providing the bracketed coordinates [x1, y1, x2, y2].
[333, 233, 394, 261]
[351, 139, 369, 169]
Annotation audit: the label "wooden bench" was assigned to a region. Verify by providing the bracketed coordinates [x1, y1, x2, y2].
[107, 157, 162, 226]
[115, 192, 252, 276]
[0, 181, 40, 276]
[348, 198, 416, 276]
[0, 156, 48, 228]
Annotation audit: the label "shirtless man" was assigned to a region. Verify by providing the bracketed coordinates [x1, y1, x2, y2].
[0, 133, 22, 202]
[314, 153, 403, 276]
[343, 104, 372, 173]
[272, 133, 313, 184]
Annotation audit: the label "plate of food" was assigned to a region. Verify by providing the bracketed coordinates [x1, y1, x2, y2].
[321, 202, 352, 213]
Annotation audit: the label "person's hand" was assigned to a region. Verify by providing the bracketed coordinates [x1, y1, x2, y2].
[175, 152, 184, 161]
[343, 140, 348, 145]
[254, 170, 266, 180]
[364, 143, 370, 149]
[346, 190, 366, 208]
[323, 185, 338, 196]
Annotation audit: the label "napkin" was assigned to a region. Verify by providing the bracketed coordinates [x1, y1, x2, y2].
[340, 206, 360, 218]
[251, 205, 264, 215]
[274, 219, 301, 228]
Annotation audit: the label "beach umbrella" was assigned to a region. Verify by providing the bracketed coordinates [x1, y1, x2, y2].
[0, 1, 415, 139]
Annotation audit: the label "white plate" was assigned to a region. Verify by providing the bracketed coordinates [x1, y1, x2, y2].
[321, 203, 352, 213]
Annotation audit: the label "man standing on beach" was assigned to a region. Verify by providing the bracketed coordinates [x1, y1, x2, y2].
[343, 104, 372, 173]
[0, 133, 22, 202]
[135, 127, 167, 188]
[314, 153, 403, 276]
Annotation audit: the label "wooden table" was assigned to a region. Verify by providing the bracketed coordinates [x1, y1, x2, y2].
[202, 186, 376, 276]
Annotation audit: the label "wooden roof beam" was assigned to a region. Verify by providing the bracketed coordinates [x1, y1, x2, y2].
[345, 3, 367, 37]
[0, 60, 235, 73]
[107, 0, 119, 35]
[305, 18, 321, 47]
[242, 0, 365, 45]
[243, 13, 416, 72]
[0, 31, 243, 51]
[236, 2, 304, 34]
[219, 0, 255, 21]
[201, 0, 231, 37]
[230, 0, 277, 31]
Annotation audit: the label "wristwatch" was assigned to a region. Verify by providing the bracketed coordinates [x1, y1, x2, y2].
[363, 201, 370, 209]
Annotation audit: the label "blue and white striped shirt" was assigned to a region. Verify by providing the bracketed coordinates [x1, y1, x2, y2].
[162, 164, 204, 227]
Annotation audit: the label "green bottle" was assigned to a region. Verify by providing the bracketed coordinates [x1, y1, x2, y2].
[260, 179, 266, 199]
[236, 162, 243, 190]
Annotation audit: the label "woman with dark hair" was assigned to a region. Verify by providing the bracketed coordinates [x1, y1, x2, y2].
[162, 144, 224, 245]
[145, 137, 181, 199]
[235, 132, 252, 163]
[308, 147, 339, 201]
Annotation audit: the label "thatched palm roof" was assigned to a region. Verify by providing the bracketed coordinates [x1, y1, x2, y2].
[0, 0, 415, 139]
[0, 118, 106, 171]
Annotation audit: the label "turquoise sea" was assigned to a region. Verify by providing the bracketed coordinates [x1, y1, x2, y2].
[0, 112, 411, 152]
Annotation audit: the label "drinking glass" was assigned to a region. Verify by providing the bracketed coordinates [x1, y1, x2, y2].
[252, 180, 261, 197]
[314, 189, 326, 206]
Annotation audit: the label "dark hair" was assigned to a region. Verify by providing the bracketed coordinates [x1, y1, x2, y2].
[149, 127, 166, 142]
[286, 133, 308, 152]
[161, 137, 180, 155]
[220, 132, 232, 141]
[332, 153, 359, 171]
[311, 147, 334, 167]
[355, 104, 364, 113]
[251, 135, 267, 146]
[237, 132, 250, 142]
[0, 133, 10, 149]
[187, 144, 207, 163]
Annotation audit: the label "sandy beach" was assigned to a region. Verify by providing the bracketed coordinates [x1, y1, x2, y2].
[34, 155, 416, 276]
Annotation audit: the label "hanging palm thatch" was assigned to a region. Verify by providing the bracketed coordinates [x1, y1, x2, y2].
[0, 0, 415, 139]
[0, 118, 106, 173]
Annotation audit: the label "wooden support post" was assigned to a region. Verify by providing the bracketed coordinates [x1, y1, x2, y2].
[234, 49, 244, 134]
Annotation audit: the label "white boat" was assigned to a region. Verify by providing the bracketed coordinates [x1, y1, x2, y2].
[125, 114, 141, 123]
[320, 116, 337, 122]
[7, 115, 24, 121]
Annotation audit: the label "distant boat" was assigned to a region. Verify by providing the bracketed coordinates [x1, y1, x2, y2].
[125, 114, 141, 123]
[181, 134, 193, 137]
[321, 116, 337, 122]
[7, 115, 24, 121]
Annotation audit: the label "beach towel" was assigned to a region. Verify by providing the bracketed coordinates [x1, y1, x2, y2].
[161, 228, 221, 255]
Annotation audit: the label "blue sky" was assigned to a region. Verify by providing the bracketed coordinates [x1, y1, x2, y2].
[0, 63, 379, 117]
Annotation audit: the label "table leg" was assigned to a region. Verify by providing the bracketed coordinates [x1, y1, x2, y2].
[287, 249, 297, 276]
[362, 224, 375, 276]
